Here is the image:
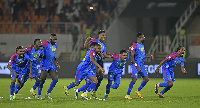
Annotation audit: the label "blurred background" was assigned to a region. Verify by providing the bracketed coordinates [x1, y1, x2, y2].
[0, 0, 200, 78]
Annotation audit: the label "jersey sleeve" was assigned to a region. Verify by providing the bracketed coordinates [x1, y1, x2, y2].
[89, 38, 96, 44]
[8, 54, 17, 65]
[24, 46, 33, 54]
[166, 52, 177, 61]
[41, 40, 49, 48]
[130, 43, 137, 52]
[111, 53, 119, 60]
[180, 57, 184, 66]
[89, 49, 96, 57]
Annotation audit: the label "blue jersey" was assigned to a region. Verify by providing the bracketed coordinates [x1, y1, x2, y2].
[130, 42, 145, 64]
[40, 40, 57, 67]
[77, 48, 97, 71]
[25, 46, 43, 68]
[8, 53, 30, 74]
[89, 38, 106, 54]
[109, 53, 129, 74]
[163, 52, 184, 71]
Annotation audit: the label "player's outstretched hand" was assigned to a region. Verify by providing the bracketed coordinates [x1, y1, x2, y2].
[182, 69, 187, 74]
[56, 62, 60, 69]
[100, 68, 105, 73]
[29, 73, 33, 81]
[136, 66, 141, 71]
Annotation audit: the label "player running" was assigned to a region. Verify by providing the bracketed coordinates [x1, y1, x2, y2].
[63, 42, 104, 99]
[24, 39, 43, 97]
[38, 33, 60, 100]
[84, 30, 111, 98]
[125, 32, 153, 99]
[104, 50, 129, 99]
[155, 46, 187, 98]
[7, 46, 32, 100]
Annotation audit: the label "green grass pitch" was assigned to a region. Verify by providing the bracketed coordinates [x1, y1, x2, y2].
[0, 78, 199, 108]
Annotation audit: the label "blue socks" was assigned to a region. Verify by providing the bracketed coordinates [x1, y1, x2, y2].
[78, 83, 90, 92]
[86, 83, 97, 92]
[47, 79, 58, 93]
[10, 83, 15, 95]
[14, 84, 21, 94]
[38, 80, 45, 95]
[33, 81, 40, 90]
[127, 81, 135, 95]
[159, 83, 168, 87]
[137, 81, 148, 91]
[106, 80, 113, 94]
[67, 82, 76, 90]
[160, 86, 172, 95]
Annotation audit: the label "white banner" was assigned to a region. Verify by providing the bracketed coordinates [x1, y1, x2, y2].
[0, 63, 10, 75]
[198, 63, 200, 75]
[128, 64, 162, 74]
[103, 62, 125, 75]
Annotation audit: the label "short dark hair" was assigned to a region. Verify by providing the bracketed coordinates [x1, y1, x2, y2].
[16, 46, 23, 52]
[120, 49, 127, 54]
[50, 33, 56, 36]
[176, 45, 183, 52]
[90, 42, 100, 47]
[34, 39, 41, 45]
[137, 32, 143, 37]
[98, 30, 105, 34]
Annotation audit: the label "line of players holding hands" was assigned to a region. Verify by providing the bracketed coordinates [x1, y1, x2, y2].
[8, 31, 187, 101]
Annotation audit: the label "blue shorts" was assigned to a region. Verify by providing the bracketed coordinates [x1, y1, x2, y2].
[18, 72, 29, 83]
[85, 76, 92, 84]
[41, 64, 56, 71]
[107, 72, 122, 85]
[75, 69, 86, 83]
[32, 67, 40, 78]
[85, 69, 96, 77]
[131, 64, 148, 78]
[10, 67, 29, 80]
[162, 67, 175, 82]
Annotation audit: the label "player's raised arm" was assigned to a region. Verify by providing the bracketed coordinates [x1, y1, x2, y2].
[104, 52, 112, 58]
[155, 58, 167, 74]
[83, 36, 92, 49]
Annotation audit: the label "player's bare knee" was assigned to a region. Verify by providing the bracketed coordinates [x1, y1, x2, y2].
[144, 78, 149, 82]
[93, 79, 98, 84]
[132, 78, 137, 82]
[74, 82, 80, 86]
[168, 82, 173, 86]
[35, 77, 41, 82]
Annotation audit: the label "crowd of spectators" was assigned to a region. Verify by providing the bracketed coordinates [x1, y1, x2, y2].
[0, 0, 118, 34]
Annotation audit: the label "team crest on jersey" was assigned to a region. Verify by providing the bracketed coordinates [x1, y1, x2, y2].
[141, 47, 144, 51]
